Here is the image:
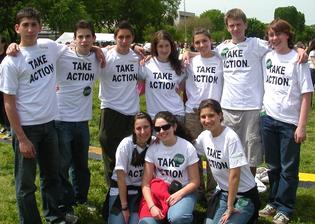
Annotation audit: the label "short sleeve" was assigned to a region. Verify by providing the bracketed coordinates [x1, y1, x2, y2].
[228, 138, 248, 169]
[186, 142, 199, 166]
[194, 133, 206, 156]
[114, 138, 131, 172]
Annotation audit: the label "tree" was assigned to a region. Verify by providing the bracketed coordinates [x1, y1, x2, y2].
[274, 6, 305, 32]
[200, 9, 225, 32]
[246, 18, 266, 39]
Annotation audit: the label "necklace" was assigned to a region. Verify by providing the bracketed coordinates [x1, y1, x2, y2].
[75, 47, 92, 57]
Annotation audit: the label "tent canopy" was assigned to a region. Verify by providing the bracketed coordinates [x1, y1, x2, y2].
[55, 32, 115, 44]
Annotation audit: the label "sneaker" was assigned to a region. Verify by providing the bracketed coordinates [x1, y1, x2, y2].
[65, 213, 78, 224]
[272, 212, 289, 224]
[259, 204, 277, 217]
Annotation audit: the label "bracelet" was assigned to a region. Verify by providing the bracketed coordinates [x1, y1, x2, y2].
[149, 205, 155, 211]
[122, 206, 129, 211]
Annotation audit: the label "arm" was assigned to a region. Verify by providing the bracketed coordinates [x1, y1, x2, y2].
[295, 92, 312, 143]
[220, 167, 241, 224]
[90, 46, 106, 68]
[116, 170, 130, 223]
[141, 162, 165, 220]
[4, 94, 36, 158]
[295, 48, 308, 64]
[166, 162, 200, 206]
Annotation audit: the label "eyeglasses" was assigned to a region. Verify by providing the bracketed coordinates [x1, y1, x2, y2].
[154, 124, 172, 132]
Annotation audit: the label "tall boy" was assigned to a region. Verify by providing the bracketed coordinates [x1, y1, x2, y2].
[0, 8, 67, 224]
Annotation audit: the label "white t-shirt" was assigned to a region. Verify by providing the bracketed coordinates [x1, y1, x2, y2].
[185, 54, 223, 113]
[0, 39, 66, 125]
[195, 128, 255, 193]
[145, 136, 199, 185]
[263, 50, 314, 125]
[139, 57, 185, 118]
[215, 37, 269, 110]
[56, 48, 101, 121]
[99, 48, 139, 115]
[110, 136, 154, 196]
[309, 50, 315, 69]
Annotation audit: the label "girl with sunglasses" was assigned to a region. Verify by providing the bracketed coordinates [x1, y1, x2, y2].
[107, 112, 154, 224]
[195, 99, 259, 224]
[139, 30, 185, 122]
[139, 111, 200, 224]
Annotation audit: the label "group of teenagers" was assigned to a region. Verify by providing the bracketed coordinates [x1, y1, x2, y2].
[0, 5, 313, 224]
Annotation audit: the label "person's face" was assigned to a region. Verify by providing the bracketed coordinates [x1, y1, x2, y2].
[226, 18, 247, 42]
[74, 28, 95, 54]
[154, 118, 176, 143]
[156, 39, 171, 62]
[193, 34, 212, 57]
[268, 29, 289, 52]
[199, 107, 222, 133]
[115, 29, 134, 50]
[134, 118, 152, 145]
[15, 18, 42, 46]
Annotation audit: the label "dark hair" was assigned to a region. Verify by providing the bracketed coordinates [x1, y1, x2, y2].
[151, 30, 182, 75]
[266, 19, 294, 49]
[192, 28, 211, 43]
[224, 8, 247, 25]
[114, 20, 134, 38]
[198, 99, 223, 122]
[307, 39, 315, 55]
[16, 7, 41, 25]
[74, 20, 95, 38]
[154, 111, 193, 142]
[132, 111, 153, 145]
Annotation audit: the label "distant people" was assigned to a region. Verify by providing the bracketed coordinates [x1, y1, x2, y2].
[307, 39, 315, 86]
[259, 19, 313, 224]
[139, 111, 199, 224]
[195, 99, 260, 224]
[99, 21, 140, 184]
[107, 112, 154, 224]
[295, 41, 306, 49]
[0, 7, 69, 223]
[139, 30, 185, 122]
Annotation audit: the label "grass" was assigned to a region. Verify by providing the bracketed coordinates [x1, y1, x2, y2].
[1, 85, 315, 223]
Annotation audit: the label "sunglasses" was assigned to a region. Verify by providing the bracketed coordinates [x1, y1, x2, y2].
[154, 124, 172, 132]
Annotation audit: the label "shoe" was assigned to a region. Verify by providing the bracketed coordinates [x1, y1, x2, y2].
[0, 128, 7, 134]
[259, 204, 277, 217]
[272, 212, 289, 224]
[65, 213, 78, 224]
[256, 167, 269, 183]
[255, 177, 267, 193]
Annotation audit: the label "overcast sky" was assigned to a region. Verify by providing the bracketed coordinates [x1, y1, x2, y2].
[180, 0, 315, 25]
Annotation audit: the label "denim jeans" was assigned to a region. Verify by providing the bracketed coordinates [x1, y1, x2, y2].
[55, 120, 91, 209]
[205, 192, 254, 224]
[13, 121, 64, 224]
[261, 115, 300, 217]
[139, 192, 197, 224]
[108, 194, 139, 224]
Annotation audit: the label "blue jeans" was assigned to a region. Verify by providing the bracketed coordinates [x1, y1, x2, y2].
[13, 121, 64, 224]
[261, 115, 300, 217]
[139, 192, 197, 224]
[108, 194, 139, 224]
[205, 192, 254, 224]
[55, 121, 91, 209]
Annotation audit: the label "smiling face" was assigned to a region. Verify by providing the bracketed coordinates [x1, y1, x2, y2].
[154, 117, 176, 144]
[199, 107, 223, 136]
[134, 118, 152, 146]
[15, 17, 41, 46]
[156, 39, 171, 62]
[268, 29, 290, 54]
[193, 33, 212, 57]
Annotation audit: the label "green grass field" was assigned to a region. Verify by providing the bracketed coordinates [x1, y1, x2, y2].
[0, 87, 315, 223]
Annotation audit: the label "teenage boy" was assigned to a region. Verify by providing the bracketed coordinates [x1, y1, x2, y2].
[0, 8, 68, 224]
[55, 20, 101, 214]
[99, 21, 140, 182]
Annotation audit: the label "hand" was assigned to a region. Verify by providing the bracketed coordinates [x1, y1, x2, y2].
[294, 126, 306, 143]
[296, 48, 308, 64]
[122, 209, 130, 224]
[6, 43, 20, 56]
[19, 139, 36, 159]
[150, 205, 165, 220]
[134, 45, 145, 59]
[220, 207, 237, 224]
[166, 191, 183, 206]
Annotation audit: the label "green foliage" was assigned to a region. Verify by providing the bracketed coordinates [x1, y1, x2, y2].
[200, 9, 225, 32]
[274, 6, 305, 33]
[246, 18, 266, 39]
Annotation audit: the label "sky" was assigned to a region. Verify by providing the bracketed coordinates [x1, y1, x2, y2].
[179, 0, 315, 25]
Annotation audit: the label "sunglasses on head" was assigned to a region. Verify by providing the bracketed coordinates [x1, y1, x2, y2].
[154, 124, 172, 132]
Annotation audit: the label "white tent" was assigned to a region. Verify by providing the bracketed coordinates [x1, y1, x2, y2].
[55, 32, 115, 44]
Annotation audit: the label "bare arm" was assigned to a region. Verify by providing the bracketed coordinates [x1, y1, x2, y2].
[116, 170, 130, 223]
[4, 94, 36, 158]
[141, 162, 165, 220]
[295, 92, 312, 143]
[220, 167, 240, 224]
[166, 162, 199, 206]
[90, 46, 106, 68]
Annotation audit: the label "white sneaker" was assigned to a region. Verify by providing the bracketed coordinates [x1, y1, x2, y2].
[255, 177, 267, 193]
[272, 212, 289, 224]
[65, 213, 78, 224]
